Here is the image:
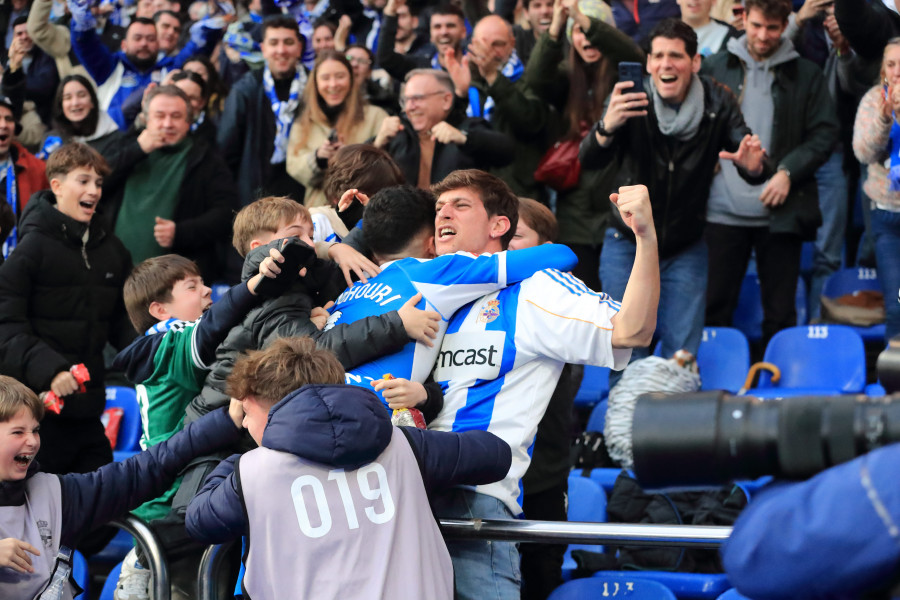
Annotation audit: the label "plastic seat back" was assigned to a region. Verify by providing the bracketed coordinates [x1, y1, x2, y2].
[72, 550, 88, 599]
[822, 267, 880, 297]
[757, 325, 866, 393]
[586, 399, 608, 432]
[98, 562, 123, 600]
[574, 365, 610, 407]
[549, 576, 677, 600]
[105, 386, 142, 458]
[697, 328, 750, 393]
[717, 588, 752, 600]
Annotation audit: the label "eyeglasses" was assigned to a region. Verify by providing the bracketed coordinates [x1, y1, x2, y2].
[399, 90, 446, 106]
[346, 55, 372, 66]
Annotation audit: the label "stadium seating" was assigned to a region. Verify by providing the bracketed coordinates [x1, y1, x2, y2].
[73, 550, 88, 599]
[549, 575, 678, 599]
[98, 562, 123, 600]
[105, 386, 142, 462]
[574, 365, 610, 408]
[595, 570, 732, 600]
[210, 282, 231, 303]
[585, 399, 608, 433]
[561, 476, 608, 581]
[821, 267, 886, 342]
[748, 325, 866, 397]
[696, 328, 750, 393]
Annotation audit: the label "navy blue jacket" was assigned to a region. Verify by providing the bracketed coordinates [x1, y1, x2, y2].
[0, 407, 242, 548]
[186, 384, 512, 543]
[722, 443, 900, 599]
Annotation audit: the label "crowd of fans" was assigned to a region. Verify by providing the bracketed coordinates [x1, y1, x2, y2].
[0, 0, 898, 597]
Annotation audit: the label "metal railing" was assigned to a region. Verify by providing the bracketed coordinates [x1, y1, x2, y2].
[195, 520, 733, 600]
[108, 516, 169, 600]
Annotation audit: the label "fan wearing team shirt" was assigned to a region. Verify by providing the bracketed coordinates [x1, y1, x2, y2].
[426, 169, 659, 600]
[324, 184, 578, 415]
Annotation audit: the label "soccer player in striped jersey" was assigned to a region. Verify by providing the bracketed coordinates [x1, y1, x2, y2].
[427, 170, 660, 600]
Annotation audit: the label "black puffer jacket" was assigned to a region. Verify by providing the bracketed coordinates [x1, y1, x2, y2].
[579, 75, 772, 259]
[0, 190, 135, 418]
[185, 239, 411, 424]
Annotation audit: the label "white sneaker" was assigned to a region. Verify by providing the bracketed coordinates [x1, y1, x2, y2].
[114, 548, 152, 600]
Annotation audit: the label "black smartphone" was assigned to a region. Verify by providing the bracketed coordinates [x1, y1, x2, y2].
[328, 129, 339, 144]
[618, 61, 645, 95]
[253, 238, 317, 297]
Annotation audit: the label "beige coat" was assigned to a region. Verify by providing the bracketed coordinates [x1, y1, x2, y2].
[286, 103, 387, 207]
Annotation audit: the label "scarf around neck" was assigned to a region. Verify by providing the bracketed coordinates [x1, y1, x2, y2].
[264, 65, 306, 164]
[648, 73, 705, 141]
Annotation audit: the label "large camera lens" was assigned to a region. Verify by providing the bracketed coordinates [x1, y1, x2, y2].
[631, 392, 900, 489]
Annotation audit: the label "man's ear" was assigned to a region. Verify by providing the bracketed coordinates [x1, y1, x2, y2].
[121, 39, 128, 53]
[691, 52, 701, 73]
[248, 238, 264, 251]
[490, 215, 510, 240]
[147, 300, 171, 323]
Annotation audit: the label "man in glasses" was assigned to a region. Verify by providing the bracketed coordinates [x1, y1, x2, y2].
[373, 68, 513, 190]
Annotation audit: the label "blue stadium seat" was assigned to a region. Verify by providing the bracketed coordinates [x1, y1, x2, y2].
[586, 399, 608, 432]
[574, 365, 610, 408]
[821, 267, 886, 342]
[562, 476, 608, 581]
[210, 282, 230, 303]
[866, 382, 887, 396]
[595, 571, 731, 600]
[732, 274, 763, 342]
[550, 575, 678, 599]
[717, 588, 752, 600]
[105, 386, 142, 462]
[98, 562, 123, 600]
[795, 277, 808, 327]
[697, 328, 750, 393]
[72, 550, 88, 599]
[750, 325, 866, 397]
[588, 467, 625, 494]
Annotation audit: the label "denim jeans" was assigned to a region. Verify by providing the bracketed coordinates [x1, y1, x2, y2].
[599, 228, 708, 361]
[870, 208, 900, 342]
[810, 151, 848, 320]
[432, 488, 521, 600]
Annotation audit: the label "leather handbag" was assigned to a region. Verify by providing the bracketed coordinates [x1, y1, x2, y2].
[534, 138, 582, 192]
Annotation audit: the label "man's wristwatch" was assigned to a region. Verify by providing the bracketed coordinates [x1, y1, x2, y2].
[596, 120, 613, 137]
[777, 165, 791, 181]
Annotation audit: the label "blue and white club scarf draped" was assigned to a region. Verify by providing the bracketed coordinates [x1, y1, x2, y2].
[466, 50, 524, 121]
[263, 65, 306, 165]
[2, 160, 16, 259]
[145, 318, 180, 336]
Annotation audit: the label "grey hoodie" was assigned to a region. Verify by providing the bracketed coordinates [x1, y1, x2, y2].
[707, 35, 800, 225]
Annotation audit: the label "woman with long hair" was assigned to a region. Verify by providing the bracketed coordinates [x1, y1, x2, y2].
[524, 0, 642, 291]
[852, 37, 900, 342]
[38, 74, 120, 159]
[182, 54, 229, 122]
[286, 49, 387, 206]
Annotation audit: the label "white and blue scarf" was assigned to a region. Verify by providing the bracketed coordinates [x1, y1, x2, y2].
[263, 65, 306, 165]
[466, 50, 524, 121]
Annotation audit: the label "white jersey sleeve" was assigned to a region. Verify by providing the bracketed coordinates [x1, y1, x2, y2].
[514, 269, 632, 369]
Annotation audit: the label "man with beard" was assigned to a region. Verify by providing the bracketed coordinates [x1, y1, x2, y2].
[66, 1, 220, 130]
[376, 0, 466, 83]
[102, 86, 236, 282]
[701, 0, 838, 348]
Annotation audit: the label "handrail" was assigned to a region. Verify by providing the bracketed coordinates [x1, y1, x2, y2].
[197, 540, 236, 600]
[108, 516, 169, 600]
[197, 520, 732, 599]
[438, 519, 732, 548]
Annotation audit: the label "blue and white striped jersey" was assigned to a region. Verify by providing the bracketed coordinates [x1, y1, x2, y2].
[429, 269, 632, 515]
[325, 245, 577, 407]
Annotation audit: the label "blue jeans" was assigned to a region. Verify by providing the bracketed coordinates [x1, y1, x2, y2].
[599, 228, 707, 361]
[870, 208, 900, 342]
[432, 489, 521, 600]
[810, 151, 848, 320]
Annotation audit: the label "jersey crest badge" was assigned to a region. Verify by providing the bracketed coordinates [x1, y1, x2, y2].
[477, 299, 500, 324]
